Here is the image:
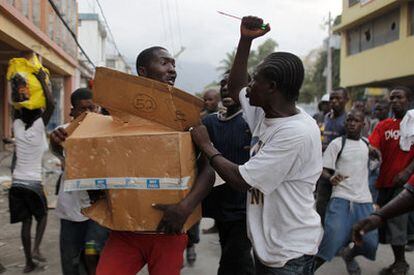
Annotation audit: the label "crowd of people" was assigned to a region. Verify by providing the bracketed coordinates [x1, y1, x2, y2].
[2, 15, 414, 275]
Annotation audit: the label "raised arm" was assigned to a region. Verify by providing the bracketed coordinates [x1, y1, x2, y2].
[34, 69, 55, 125]
[227, 16, 270, 104]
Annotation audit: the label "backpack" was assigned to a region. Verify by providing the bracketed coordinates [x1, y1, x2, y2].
[335, 135, 369, 166]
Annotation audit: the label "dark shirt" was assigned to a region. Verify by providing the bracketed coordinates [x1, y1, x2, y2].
[322, 111, 346, 150]
[202, 111, 251, 222]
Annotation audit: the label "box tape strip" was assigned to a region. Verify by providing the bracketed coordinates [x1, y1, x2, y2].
[64, 176, 191, 191]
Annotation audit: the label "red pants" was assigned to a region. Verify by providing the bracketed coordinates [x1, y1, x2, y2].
[97, 231, 187, 275]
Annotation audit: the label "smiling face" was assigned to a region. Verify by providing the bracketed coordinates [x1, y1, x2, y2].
[140, 49, 177, 85]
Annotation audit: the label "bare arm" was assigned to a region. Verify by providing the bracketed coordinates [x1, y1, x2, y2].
[227, 16, 270, 104]
[153, 154, 215, 234]
[353, 188, 414, 245]
[34, 69, 55, 125]
[190, 125, 250, 192]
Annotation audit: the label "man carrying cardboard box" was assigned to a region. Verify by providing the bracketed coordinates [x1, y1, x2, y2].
[86, 46, 214, 275]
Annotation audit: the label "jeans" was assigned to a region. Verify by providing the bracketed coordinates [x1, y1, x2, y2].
[187, 222, 200, 247]
[217, 220, 254, 275]
[254, 255, 315, 275]
[60, 219, 109, 275]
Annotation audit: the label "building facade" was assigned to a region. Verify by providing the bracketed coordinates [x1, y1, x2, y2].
[334, 0, 414, 89]
[0, 0, 79, 140]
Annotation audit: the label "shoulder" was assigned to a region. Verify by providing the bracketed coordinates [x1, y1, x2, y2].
[202, 113, 218, 125]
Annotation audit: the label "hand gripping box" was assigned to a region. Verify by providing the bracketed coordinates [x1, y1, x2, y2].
[64, 67, 203, 232]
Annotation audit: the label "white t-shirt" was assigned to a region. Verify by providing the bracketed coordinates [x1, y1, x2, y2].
[54, 124, 91, 222]
[323, 137, 372, 203]
[55, 173, 91, 222]
[13, 117, 49, 181]
[238, 88, 323, 268]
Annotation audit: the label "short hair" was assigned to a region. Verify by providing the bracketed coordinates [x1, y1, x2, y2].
[258, 52, 304, 102]
[136, 46, 167, 75]
[391, 86, 413, 101]
[349, 108, 365, 120]
[332, 87, 349, 99]
[70, 88, 93, 107]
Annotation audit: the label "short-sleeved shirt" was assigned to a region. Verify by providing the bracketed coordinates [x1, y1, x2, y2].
[54, 124, 91, 222]
[369, 118, 414, 189]
[238, 88, 323, 268]
[323, 137, 372, 203]
[13, 117, 49, 181]
[202, 111, 251, 222]
[322, 111, 346, 150]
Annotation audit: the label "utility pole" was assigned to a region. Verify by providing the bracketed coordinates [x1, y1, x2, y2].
[326, 12, 333, 94]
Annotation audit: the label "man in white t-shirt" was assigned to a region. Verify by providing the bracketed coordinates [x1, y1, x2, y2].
[50, 88, 109, 275]
[8, 68, 55, 273]
[190, 16, 323, 274]
[315, 109, 379, 274]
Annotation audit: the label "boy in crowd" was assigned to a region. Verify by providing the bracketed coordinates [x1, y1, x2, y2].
[190, 16, 322, 274]
[369, 87, 414, 275]
[201, 72, 254, 274]
[315, 109, 378, 274]
[50, 88, 109, 275]
[8, 68, 54, 273]
[316, 87, 349, 224]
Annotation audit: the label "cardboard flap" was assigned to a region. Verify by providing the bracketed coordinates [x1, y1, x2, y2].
[93, 67, 203, 131]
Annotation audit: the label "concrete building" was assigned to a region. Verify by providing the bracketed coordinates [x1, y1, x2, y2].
[0, 0, 79, 140]
[78, 13, 131, 73]
[334, 0, 414, 89]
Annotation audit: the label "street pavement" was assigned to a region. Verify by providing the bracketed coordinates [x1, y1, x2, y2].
[1, 151, 414, 274]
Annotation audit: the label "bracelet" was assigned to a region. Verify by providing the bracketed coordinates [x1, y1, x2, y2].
[371, 212, 385, 222]
[208, 153, 223, 164]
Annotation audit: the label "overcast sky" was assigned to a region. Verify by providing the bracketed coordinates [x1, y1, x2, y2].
[79, 0, 342, 93]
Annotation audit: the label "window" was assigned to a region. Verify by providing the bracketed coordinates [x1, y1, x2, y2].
[349, 0, 360, 7]
[347, 28, 360, 55]
[106, 60, 116, 68]
[410, 3, 414, 36]
[347, 8, 400, 55]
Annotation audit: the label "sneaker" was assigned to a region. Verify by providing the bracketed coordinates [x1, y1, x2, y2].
[379, 262, 409, 275]
[186, 245, 196, 266]
[341, 247, 361, 275]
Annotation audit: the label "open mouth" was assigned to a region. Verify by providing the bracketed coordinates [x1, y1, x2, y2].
[166, 75, 176, 85]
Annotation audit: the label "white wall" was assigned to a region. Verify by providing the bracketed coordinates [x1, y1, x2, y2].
[78, 19, 106, 66]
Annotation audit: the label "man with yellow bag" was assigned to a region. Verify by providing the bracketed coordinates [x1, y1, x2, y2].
[7, 52, 55, 273]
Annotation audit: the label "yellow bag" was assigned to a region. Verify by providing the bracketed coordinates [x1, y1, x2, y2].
[6, 54, 50, 110]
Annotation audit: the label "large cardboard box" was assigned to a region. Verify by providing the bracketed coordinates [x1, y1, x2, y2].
[64, 67, 203, 232]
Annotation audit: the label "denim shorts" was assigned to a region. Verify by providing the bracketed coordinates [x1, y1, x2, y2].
[317, 197, 378, 261]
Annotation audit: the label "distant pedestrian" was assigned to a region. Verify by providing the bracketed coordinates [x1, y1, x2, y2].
[8, 68, 54, 273]
[200, 89, 220, 118]
[313, 93, 330, 127]
[315, 109, 379, 274]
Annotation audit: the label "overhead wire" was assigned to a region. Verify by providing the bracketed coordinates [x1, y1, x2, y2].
[47, 0, 96, 67]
